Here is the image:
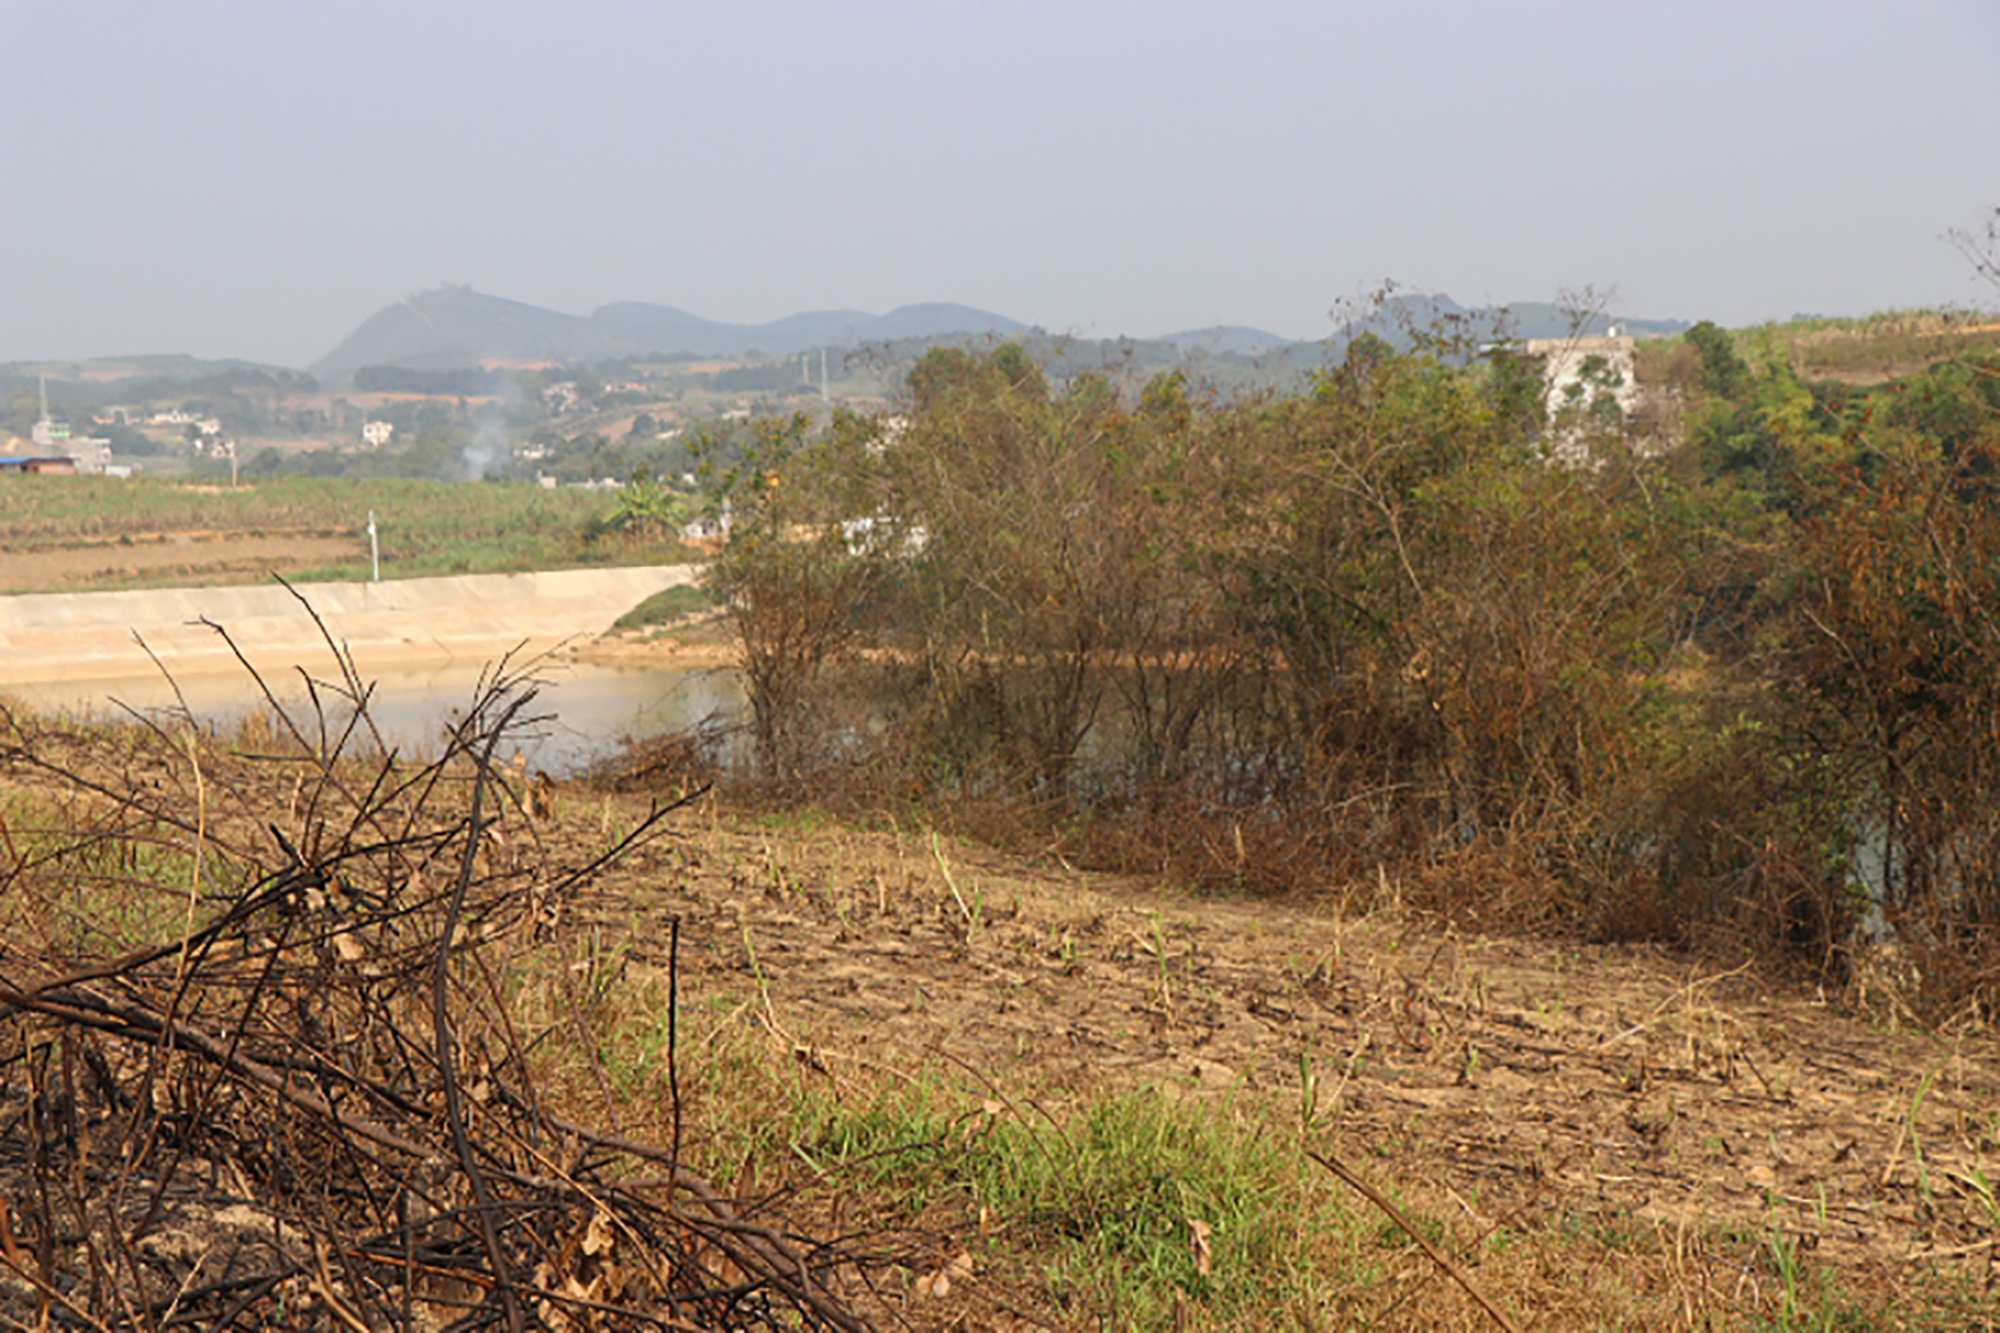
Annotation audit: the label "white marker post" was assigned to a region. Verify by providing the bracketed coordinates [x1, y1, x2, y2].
[367, 510, 380, 582]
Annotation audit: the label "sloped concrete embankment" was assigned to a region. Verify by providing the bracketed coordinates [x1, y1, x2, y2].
[0, 566, 700, 685]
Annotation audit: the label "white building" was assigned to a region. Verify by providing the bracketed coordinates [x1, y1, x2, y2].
[1522, 331, 1640, 466]
[30, 417, 70, 451]
[64, 435, 114, 474]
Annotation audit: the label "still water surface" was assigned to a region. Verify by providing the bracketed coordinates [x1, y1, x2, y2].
[5, 660, 744, 776]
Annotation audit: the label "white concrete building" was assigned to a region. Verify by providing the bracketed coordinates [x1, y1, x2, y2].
[1522, 331, 1640, 466]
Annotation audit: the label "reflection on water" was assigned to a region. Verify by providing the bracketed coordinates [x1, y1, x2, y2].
[4, 660, 744, 777]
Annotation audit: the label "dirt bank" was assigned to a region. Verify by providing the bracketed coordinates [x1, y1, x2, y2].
[0, 564, 701, 685]
[556, 612, 738, 670]
[0, 530, 360, 593]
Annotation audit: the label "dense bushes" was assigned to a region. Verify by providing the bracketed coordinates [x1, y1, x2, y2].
[709, 338, 2000, 1018]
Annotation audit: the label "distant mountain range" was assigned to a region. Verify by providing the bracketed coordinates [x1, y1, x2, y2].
[1332, 293, 1690, 346]
[3, 289, 1696, 395]
[310, 287, 1028, 384]
[308, 286, 1692, 385]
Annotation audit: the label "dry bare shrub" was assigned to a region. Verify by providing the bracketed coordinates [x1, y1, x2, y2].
[716, 523, 881, 778]
[0, 618, 880, 1330]
[688, 333, 2000, 1019]
[587, 723, 723, 796]
[1772, 437, 2000, 1017]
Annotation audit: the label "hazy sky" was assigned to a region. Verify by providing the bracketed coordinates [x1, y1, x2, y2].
[4, 0, 1997, 367]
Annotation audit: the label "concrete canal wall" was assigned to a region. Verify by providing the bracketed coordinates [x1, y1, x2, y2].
[0, 565, 700, 685]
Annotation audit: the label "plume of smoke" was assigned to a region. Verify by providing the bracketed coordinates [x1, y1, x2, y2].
[462, 419, 505, 479]
[460, 374, 524, 479]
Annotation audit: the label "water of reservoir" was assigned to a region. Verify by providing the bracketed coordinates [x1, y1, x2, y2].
[2, 660, 744, 777]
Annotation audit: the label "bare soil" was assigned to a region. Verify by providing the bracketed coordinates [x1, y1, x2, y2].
[559, 616, 738, 670]
[0, 530, 358, 592]
[571, 801, 2000, 1319]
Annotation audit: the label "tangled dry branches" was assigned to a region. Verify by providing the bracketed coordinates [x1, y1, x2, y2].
[0, 612, 872, 1331]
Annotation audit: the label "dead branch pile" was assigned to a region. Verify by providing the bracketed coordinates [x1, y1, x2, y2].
[0, 631, 870, 1330]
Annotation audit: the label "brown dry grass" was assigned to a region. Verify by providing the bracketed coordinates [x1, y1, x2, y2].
[542, 776, 2000, 1328]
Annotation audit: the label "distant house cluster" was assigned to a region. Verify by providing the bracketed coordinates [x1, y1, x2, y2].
[7, 377, 118, 476]
[146, 408, 224, 435]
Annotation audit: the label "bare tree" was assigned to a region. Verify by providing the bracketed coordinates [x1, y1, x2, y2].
[1948, 206, 2000, 298]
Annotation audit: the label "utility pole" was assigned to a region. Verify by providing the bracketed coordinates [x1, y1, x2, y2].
[367, 510, 380, 582]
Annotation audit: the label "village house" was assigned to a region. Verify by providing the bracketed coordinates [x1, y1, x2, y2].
[0, 455, 80, 475]
[1519, 329, 1642, 466]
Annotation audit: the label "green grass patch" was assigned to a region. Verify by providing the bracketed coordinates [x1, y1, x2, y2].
[960, 1090, 1334, 1323]
[612, 583, 715, 631]
[589, 979, 1347, 1324]
[785, 1079, 1347, 1324]
[651, 1019, 1353, 1327]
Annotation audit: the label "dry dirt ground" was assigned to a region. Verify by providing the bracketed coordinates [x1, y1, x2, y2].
[558, 795, 2000, 1323]
[0, 530, 356, 592]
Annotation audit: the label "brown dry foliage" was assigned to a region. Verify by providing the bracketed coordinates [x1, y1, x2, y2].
[708, 339, 2000, 1024]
